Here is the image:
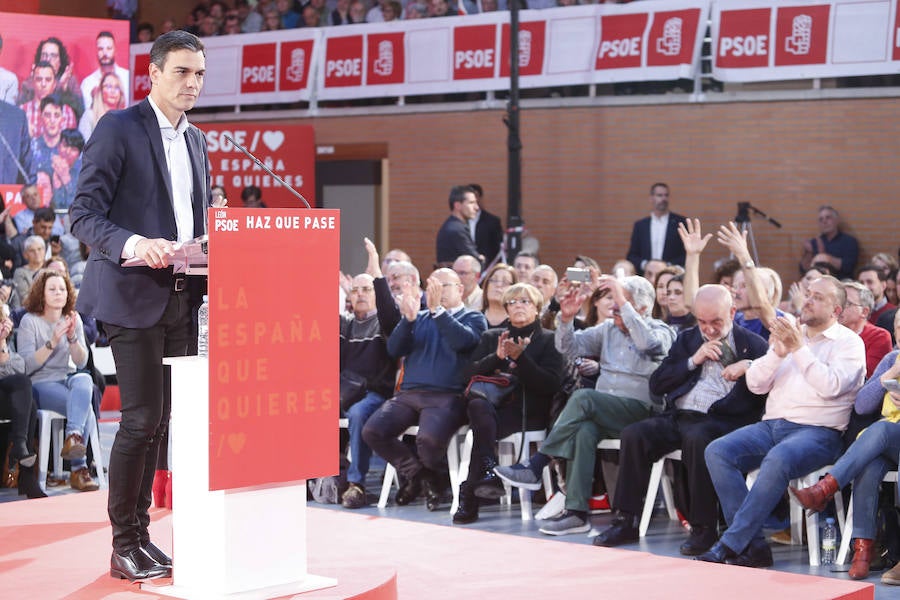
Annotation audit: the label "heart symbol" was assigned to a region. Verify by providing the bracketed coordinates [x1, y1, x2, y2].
[262, 131, 284, 152]
[227, 433, 246, 455]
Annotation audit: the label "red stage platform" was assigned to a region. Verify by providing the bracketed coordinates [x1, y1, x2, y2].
[0, 491, 874, 599]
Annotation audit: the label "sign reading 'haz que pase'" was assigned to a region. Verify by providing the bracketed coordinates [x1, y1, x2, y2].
[207, 208, 339, 491]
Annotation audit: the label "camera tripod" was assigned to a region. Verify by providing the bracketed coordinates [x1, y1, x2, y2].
[734, 202, 782, 265]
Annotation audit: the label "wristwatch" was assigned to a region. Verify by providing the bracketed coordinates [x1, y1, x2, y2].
[45, 340, 53, 350]
[743, 259, 756, 269]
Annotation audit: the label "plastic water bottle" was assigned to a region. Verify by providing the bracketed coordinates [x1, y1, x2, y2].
[198, 295, 210, 357]
[821, 517, 837, 565]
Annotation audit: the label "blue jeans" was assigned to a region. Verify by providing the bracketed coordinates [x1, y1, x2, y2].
[705, 418, 842, 553]
[830, 420, 900, 540]
[344, 392, 386, 485]
[33, 372, 95, 471]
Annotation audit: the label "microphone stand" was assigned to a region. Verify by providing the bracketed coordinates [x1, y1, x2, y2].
[222, 133, 311, 209]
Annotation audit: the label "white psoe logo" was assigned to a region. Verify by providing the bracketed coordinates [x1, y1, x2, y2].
[785, 15, 812, 55]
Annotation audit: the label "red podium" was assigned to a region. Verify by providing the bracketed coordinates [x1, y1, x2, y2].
[153, 208, 340, 599]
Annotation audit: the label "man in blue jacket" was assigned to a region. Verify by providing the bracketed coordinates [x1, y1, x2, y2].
[363, 267, 486, 511]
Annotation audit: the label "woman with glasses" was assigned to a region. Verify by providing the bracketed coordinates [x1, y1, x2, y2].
[454, 282, 564, 524]
[480, 263, 517, 327]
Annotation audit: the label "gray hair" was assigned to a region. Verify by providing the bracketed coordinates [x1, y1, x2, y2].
[623, 275, 655, 313]
[25, 235, 45, 251]
[387, 260, 420, 287]
[843, 281, 874, 312]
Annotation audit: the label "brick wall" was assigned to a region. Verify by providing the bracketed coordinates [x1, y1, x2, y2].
[271, 97, 898, 288]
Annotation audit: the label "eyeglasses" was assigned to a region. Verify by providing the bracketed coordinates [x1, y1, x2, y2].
[350, 286, 373, 293]
[488, 278, 511, 286]
[505, 298, 533, 307]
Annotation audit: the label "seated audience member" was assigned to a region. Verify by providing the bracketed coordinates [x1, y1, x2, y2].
[240, 185, 266, 208]
[791, 317, 900, 581]
[594, 285, 767, 553]
[339, 272, 397, 509]
[18, 270, 99, 492]
[858, 264, 896, 327]
[362, 268, 487, 510]
[13, 184, 63, 238]
[50, 129, 84, 212]
[513, 251, 539, 283]
[381, 248, 411, 274]
[13, 235, 46, 303]
[870, 252, 899, 279]
[699, 276, 865, 568]
[530, 264, 558, 309]
[261, 4, 284, 30]
[783, 266, 828, 318]
[453, 255, 483, 311]
[885, 269, 898, 308]
[612, 260, 636, 278]
[12, 207, 80, 270]
[78, 72, 125, 141]
[454, 283, 564, 524]
[712, 257, 740, 290]
[237, 0, 263, 32]
[665, 275, 696, 332]
[0, 314, 45, 498]
[19, 61, 78, 139]
[136, 22, 155, 42]
[349, 0, 368, 23]
[840, 282, 892, 379]
[799, 205, 858, 280]
[495, 276, 675, 535]
[570, 286, 615, 388]
[381, 0, 401, 20]
[642, 259, 668, 286]
[385, 259, 422, 306]
[435, 185, 480, 267]
[651, 265, 683, 322]
[404, 2, 427, 18]
[481, 263, 516, 327]
[330, 0, 353, 24]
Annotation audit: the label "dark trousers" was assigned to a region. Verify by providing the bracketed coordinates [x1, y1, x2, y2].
[0, 374, 37, 456]
[614, 410, 740, 529]
[362, 390, 465, 480]
[105, 292, 192, 554]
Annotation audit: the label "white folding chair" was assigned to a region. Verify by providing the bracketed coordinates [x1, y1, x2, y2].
[37, 409, 106, 492]
[836, 470, 898, 565]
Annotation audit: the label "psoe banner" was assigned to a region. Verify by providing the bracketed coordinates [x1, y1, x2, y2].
[207, 207, 339, 491]
[312, 0, 709, 100]
[201, 122, 316, 208]
[130, 28, 321, 106]
[711, 0, 900, 81]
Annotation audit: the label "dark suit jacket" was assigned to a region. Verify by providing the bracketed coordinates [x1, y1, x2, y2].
[474, 209, 503, 265]
[626, 212, 687, 273]
[70, 99, 211, 329]
[649, 324, 768, 426]
[0, 102, 33, 185]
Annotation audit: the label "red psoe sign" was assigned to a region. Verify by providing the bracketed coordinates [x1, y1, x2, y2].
[596, 13, 648, 70]
[208, 208, 340, 491]
[774, 4, 830, 66]
[716, 8, 771, 68]
[499, 21, 546, 77]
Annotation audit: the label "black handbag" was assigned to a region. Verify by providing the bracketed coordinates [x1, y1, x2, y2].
[463, 373, 520, 408]
[339, 370, 368, 411]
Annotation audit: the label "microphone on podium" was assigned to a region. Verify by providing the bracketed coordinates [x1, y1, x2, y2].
[222, 133, 311, 209]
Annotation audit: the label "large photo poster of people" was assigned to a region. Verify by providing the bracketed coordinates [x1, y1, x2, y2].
[0, 12, 129, 238]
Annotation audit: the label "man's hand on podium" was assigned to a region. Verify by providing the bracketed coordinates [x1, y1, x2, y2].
[135, 238, 177, 269]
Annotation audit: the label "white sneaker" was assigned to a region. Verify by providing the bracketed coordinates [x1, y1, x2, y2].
[535, 491, 566, 520]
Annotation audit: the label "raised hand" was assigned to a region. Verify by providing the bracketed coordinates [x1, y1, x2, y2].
[678, 218, 712, 256]
[716, 222, 751, 262]
[364, 237, 382, 278]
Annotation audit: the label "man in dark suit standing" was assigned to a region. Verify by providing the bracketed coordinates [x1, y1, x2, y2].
[70, 31, 211, 582]
[468, 183, 503, 267]
[594, 285, 768, 557]
[626, 182, 687, 275]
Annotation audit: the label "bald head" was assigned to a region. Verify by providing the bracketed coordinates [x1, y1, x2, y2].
[693, 284, 735, 341]
[431, 267, 463, 309]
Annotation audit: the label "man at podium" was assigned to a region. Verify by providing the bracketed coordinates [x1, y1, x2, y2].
[69, 31, 211, 582]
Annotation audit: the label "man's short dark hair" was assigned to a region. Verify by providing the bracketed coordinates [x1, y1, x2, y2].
[649, 182, 669, 194]
[33, 207, 55, 223]
[39, 93, 63, 113]
[515, 251, 539, 267]
[858, 264, 887, 282]
[97, 30, 115, 42]
[241, 185, 262, 201]
[150, 30, 205, 70]
[60, 129, 84, 153]
[467, 183, 483, 199]
[33, 60, 55, 75]
[448, 185, 472, 211]
[137, 23, 154, 37]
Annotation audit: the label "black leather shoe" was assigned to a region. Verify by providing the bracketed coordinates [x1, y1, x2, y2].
[110, 548, 171, 581]
[593, 514, 639, 547]
[694, 541, 738, 564]
[421, 472, 442, 512]
[452, 482, 479, 524]
[679, 525, 718, 556]
[143, 541, 173, 567]
[726, 539, 774, 568]
[394, 473, 422, 506]
[473, 475, 506, 500]
[17, 464, 47, 499]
